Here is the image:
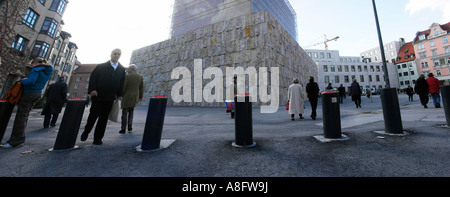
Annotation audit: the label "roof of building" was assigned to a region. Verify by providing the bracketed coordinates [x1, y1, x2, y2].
[72, 64, 97, 74]
[395, 42, 416, 64]
[414, 21, 450, 43]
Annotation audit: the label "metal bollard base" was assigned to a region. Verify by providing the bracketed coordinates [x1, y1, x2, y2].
[48, 145, 80, 152]
[313, 134, 350, 143]
[232, 142, 256, 148]
[135, 139, 176, 152]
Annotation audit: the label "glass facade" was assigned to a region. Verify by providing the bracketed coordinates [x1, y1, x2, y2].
[251, 0, 297, 41]
[170, 0, 298, 40]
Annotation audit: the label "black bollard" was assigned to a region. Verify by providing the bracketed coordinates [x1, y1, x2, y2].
[441, 85, 450, 127]
[232, 94, 256, 148]
[136, 96, 168, 152]
[321, 91, 342, 139]
[380, 88, 404, 134]
[0, 101, 15, 142]
[49, 99, 86, 151]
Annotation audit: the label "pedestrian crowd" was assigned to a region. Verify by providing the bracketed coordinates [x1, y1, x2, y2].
[0, 51, 446, 148]
[1, 48, 144, 148]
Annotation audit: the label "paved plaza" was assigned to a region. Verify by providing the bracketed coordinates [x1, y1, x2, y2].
[0, 94, 449, 177]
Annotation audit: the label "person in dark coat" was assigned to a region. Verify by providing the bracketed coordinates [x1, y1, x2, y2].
[306, 76, 320, 120]
[80, 48, 126, 145]
[414, 74, 429, 108]
[350, 79, 362, 108]
[338, 84, 345, 104]
[405, 85, 414, 102]
[41, 76, 67, 128]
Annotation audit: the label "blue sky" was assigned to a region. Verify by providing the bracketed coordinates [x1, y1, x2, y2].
[63, 0, 450, 66]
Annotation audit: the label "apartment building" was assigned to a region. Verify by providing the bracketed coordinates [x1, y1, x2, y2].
[67, 64, 96, 100]
[360, 38, 405, 64]
[0, 0, 77, 97]
[306, 49, 398, 93]
[413, 22, 450, 85]
[395, 42, 419, 90]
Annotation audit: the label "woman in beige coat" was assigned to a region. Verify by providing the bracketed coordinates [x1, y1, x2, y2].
[288, 78, 306, 121]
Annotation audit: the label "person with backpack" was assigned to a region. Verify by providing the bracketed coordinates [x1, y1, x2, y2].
[1, 58, 53, 148]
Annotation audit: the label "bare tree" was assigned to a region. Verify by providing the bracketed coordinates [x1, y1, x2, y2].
[0, 0, 32, 91]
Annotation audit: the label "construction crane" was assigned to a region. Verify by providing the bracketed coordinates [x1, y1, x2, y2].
[304, 34, 340, 50]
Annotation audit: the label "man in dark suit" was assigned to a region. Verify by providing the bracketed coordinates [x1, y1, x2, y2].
[81, 48, 126, 145]
[41, 76, 68, 128]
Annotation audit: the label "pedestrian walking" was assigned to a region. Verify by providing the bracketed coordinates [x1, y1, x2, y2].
[288, 79, 306, 121]
[41, 76, 67, 128]
[406, 85, 414, 102]
[1, 58, 53, 148]
[80, 49, 126, 145]
[426, 73, 442, 108]
[326, 83, 333, 90]
[414, 74, 429, 108]
[306, 76, 319, 120]
[350, 79, 362, 108]
[120, 65, 144, 133]
[338, 84, 345, 104]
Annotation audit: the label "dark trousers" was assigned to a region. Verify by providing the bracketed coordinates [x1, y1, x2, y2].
[419, 93, 429, 106]
[8, 92, 41, 147]
[121, 107, 134, 130]
[353, 95, 361, 107]
[44, 113, 59, 127]
[84, 99, 114, 142]
[309, 97, 318, 118]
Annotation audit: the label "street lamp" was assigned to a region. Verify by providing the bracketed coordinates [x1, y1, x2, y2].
[372, 0, 390, 88]
[372, 0, 404, 134]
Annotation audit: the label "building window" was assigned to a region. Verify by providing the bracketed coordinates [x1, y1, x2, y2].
[324, 76, 330, 83]
[23, 9, 39, 28]
[419, 35, 426, 40]
[40, 17, 58, 37]
[376, 75, 380, 82]
[430, 41, 435, 47]
[11, 35, 29, 52]
[444, 37, 448, 44]
[74, 84, 79, 89]
[30, 41, 50, 59]
[330, 65, 335, 72]
[76, 77, 81, 82]
[445, 47, 450, 54]
[50, 0, 67, 15]
[335, 76, 340, 83]
[338, 65, 342, 72]
[437, 70, 442, 76]
[344, 65, 349, 72]
[323, 65, 328, 72]
[360, 75, 364, 82]
[434, 61, 440, 66]
[39, 0, 46, 5]
[344, 76, 349, 83]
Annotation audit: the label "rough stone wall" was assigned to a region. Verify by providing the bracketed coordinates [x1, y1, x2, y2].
[131, 11, 317, 107]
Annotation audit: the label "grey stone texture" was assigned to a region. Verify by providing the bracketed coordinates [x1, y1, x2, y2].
[130, 11, 317, 106]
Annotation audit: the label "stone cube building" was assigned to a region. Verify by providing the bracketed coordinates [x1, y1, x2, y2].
[131, 10, 317, 107]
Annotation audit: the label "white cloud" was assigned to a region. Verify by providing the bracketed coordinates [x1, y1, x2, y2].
[405, 0, 450, 23]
